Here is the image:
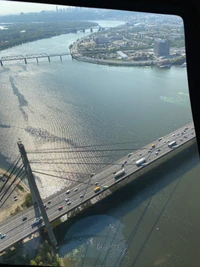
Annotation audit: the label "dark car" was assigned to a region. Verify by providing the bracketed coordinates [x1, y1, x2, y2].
[22, 216, 27, 221]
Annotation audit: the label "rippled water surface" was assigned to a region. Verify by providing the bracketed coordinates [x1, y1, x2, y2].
[0, 19, 199, 267]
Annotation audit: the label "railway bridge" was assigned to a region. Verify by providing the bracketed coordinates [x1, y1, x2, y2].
[0, 52, 71, 66]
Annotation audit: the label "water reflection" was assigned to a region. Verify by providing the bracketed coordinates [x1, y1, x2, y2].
[59, 215, 126, 267]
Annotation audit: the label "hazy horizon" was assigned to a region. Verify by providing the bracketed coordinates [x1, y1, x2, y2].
[0, 1, 71, 15]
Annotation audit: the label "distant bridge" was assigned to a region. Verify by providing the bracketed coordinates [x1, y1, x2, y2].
[0, 52, 71, 66]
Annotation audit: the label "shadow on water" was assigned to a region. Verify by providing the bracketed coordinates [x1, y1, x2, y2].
[55, 143, 200, 251]
[0, 152, 12, 170]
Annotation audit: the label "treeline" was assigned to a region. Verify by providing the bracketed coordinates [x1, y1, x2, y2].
[0, 240, 65, 266]
[30, 240, 63, 266]
[0, 21, 98, 51]
[0, 8, 134, 23]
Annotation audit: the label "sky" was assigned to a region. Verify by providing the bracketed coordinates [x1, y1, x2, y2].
[0, 0, 70, 15]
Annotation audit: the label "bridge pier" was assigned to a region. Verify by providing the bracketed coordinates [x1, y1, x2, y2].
[36, 58, 38, 63]
[0, 60, 3, 66]
[48, 56, 50, 62]
[60, 55, 62, 61]
[24, 58, 27, 64]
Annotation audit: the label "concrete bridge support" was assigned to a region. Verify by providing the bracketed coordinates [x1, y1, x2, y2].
[24, 58, 27, 64]
[0, 60, 3, 66]
[48, 56, 50, 62]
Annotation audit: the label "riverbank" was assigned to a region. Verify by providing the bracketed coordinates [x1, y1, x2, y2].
[0, 168, 30, 223]
[0, 21, 98, 52]
[71, 53, 156, 67]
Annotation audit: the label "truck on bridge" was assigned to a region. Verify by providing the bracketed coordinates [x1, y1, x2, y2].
[114, 168, 126, 179]
[136, 158, 146, 167]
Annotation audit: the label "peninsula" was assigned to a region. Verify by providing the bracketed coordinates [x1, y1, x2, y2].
[70, 17, 186, 67]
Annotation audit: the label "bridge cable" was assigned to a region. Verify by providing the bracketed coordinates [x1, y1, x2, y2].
[27, 140, 154, 153]
[0, 164, 24, 202]
[0, 172, 26, 209]
[30, 161, 135, 166]
[0, 156, 21, 194]
[32, 170, 106, 187]
[27, 147, 148, 154]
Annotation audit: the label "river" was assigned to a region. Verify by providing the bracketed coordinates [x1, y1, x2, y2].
[0, 19, 200, 266]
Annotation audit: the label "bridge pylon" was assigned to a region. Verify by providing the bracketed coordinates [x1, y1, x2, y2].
[17, 141, 57, 248]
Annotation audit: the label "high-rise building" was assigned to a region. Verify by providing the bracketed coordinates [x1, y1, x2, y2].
[154, 38, 170, 56]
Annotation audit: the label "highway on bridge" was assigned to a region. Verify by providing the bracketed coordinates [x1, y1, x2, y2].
[0, 122, 195, 252]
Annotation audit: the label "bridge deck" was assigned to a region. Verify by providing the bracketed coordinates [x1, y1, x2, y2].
[0, 122, 196, 252]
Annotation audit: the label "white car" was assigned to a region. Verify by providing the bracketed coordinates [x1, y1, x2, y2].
[0, 233, 6, 239]
[65, 198, 69, 202]
[74, 188, 78, 192]
[66, 190, 70, 194]
[94, 182, 99, 186]
[31, 217, 43, 227]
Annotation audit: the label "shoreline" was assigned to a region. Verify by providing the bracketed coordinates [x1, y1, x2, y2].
[0, 167, 30, 223]
[71, 54, 156, 67]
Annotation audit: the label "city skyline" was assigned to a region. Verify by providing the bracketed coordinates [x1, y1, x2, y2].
[0, 1, 70, 15]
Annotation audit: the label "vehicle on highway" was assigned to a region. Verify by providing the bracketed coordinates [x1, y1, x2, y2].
[102, 185, 108, 190]
[66, 190, 70, 194]
[14, 196, 17, 199]
[14, 197, 18, 201]
[58, 205, 63, 211]
[168, 140, 177, 148]
[22, 216, 27, 221]
[80, 195, 84, 198]
[151, 143, 155, 148]
[128, 153, 133, 158]
[90, 173, 95, 177]
[65, 198, 69, 202]
[74, 188, 78, 192]
[94, 182, 99, 186]
[0, 233, 6, 239]
[31, 217, 43, 227]
[47, 201, 51, 204]
[155, 151, 158, 155]
[114, 169, 126, 179]
[136, 158, 146, 167]
[94, 186, 101, 193]
[67, 202, 71, 206]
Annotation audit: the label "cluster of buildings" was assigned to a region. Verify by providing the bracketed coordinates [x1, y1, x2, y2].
[72, 20, 185, 64]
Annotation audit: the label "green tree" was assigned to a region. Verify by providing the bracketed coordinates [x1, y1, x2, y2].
[22, 193, 33, 208]
[35, 255, 42, 264]
[47, 252, 52, 263]
[30, 260, 37, 265]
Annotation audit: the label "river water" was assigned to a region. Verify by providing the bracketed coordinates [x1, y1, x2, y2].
[0, 19, 200, 266]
